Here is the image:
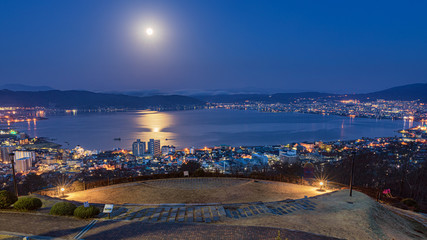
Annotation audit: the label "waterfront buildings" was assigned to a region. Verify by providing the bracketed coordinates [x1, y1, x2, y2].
[132, 139, 146, 156]
[148, 139, 161, 156]
[400, 125, 427, 142]
[0, 145, 15, 163]
[131, 139, 161, 156]
[14, 150, 35, 163]
[13, 150, 35, 172]
[15, 157, 32, 172]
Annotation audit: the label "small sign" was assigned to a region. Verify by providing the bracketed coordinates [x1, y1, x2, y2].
[103, 204, 114, 213]
[183, 171, 189, 177]
[83, 201, 90, 208]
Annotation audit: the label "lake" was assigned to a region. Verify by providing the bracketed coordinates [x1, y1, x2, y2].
[7, 109, 415, 150]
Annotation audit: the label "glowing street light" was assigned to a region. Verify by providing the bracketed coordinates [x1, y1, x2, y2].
[60, 187, 65, 197]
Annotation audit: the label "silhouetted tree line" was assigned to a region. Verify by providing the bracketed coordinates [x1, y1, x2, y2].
[323, 143, 427, 204]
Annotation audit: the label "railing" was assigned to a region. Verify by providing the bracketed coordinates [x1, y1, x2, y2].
[36, 172, 304, 197]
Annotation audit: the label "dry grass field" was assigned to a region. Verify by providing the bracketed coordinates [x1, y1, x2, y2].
[218, 190, 427, 240]
[66, 178, 324, 204]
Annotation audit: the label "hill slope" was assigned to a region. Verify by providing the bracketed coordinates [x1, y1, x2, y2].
[222, 190, 427, 240]
[0, 90, 204, 109]
[0, 84, 55, 91]
[196, 83, 427, 103]
[359, 83, 427, 102]
[196, 92, 334, 103]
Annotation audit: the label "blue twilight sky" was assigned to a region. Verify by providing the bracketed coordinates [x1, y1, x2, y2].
[0, 0, 426, 93]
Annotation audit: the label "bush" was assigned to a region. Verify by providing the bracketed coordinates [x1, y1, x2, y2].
[50, 202, 77, 216]
[13, 197, 43, 211]
[193, 168, 205, 177]
[0, 190, 18, 209]
[73, 206, 100, 219]
[401, 198, 418, 208]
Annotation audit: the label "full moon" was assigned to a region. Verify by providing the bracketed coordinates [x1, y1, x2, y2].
[146, 28, 153, 36]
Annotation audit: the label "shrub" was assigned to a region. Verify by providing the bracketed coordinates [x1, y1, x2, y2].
[193, 168, 205, 177]
[401, 198, 418, 208]
[73, 206, 100, 219]
[0, 190, 18, 209]
[50, 202, 77, 216]
[13, 197, 43, 211]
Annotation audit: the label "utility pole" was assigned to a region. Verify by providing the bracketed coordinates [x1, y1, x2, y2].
[9, 153, 18, 197]
[349, 152, 355, 197]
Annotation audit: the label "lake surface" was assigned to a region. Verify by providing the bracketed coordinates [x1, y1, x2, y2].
[5, 109, 416, 150]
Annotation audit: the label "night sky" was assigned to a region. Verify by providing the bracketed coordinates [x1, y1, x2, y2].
[1, 1, 426, 93]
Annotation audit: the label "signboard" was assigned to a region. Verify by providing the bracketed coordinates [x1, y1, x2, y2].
[103, 204, 114, 214]
[183, 171, 189, 177]
[83, 201, 90, 208]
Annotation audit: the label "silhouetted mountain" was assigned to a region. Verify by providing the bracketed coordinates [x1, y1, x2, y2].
[196, 92, 335, 103]
[0, 90, 204, 109]
[0, 84, 55, 91]
[355, 83, 427, 102]
[195, 83, 427, 103]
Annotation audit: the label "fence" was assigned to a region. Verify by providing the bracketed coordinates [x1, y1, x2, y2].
[36, 172, 304, 197]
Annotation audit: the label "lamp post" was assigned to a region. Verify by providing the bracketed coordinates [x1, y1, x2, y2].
[60, 187, 65, 197]
[9, 153, 18, 197]
[349, 151, 356, 197]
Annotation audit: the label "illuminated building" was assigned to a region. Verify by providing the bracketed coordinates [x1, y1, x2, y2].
[161, 145, 175, 155]
[148, 139, 161, 156]
[0, 146, 15, 163]
[279, 149, 299, 163]
[132, 139, 146, 156]
[14, 150, 36, 164]
[15, 157, 32, 172]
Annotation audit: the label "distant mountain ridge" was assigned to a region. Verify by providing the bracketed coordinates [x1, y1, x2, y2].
[359, 83, 427, 102]
[194, 83, 427, 103]
[196, 92, 336, 103]
[0, 83, 425, 107]
[0, 84, 55, 91]
[0, 90, 204, 109]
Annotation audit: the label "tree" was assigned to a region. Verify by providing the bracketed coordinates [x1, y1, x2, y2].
[180, 161, 201, 175]
[21, 173, 47, 194]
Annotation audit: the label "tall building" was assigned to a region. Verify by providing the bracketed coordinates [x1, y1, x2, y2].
[148, 139, 161, 156]
[0, 146, 15, 163]
[15, 157, 32, 172]
[14, 150, 36, 163]
[132, 139, 146, 157]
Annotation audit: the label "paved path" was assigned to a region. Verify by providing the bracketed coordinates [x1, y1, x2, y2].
[0, 212, 89, 239]
[0, 212, 340, 240]
[81, 222, 342, 240]
[98, 197, 318, 223]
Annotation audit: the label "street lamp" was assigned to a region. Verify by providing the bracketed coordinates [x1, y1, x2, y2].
[319, 181, 324, 189]
[60, 187, 65, 197]
[9, 153, 18, 197]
